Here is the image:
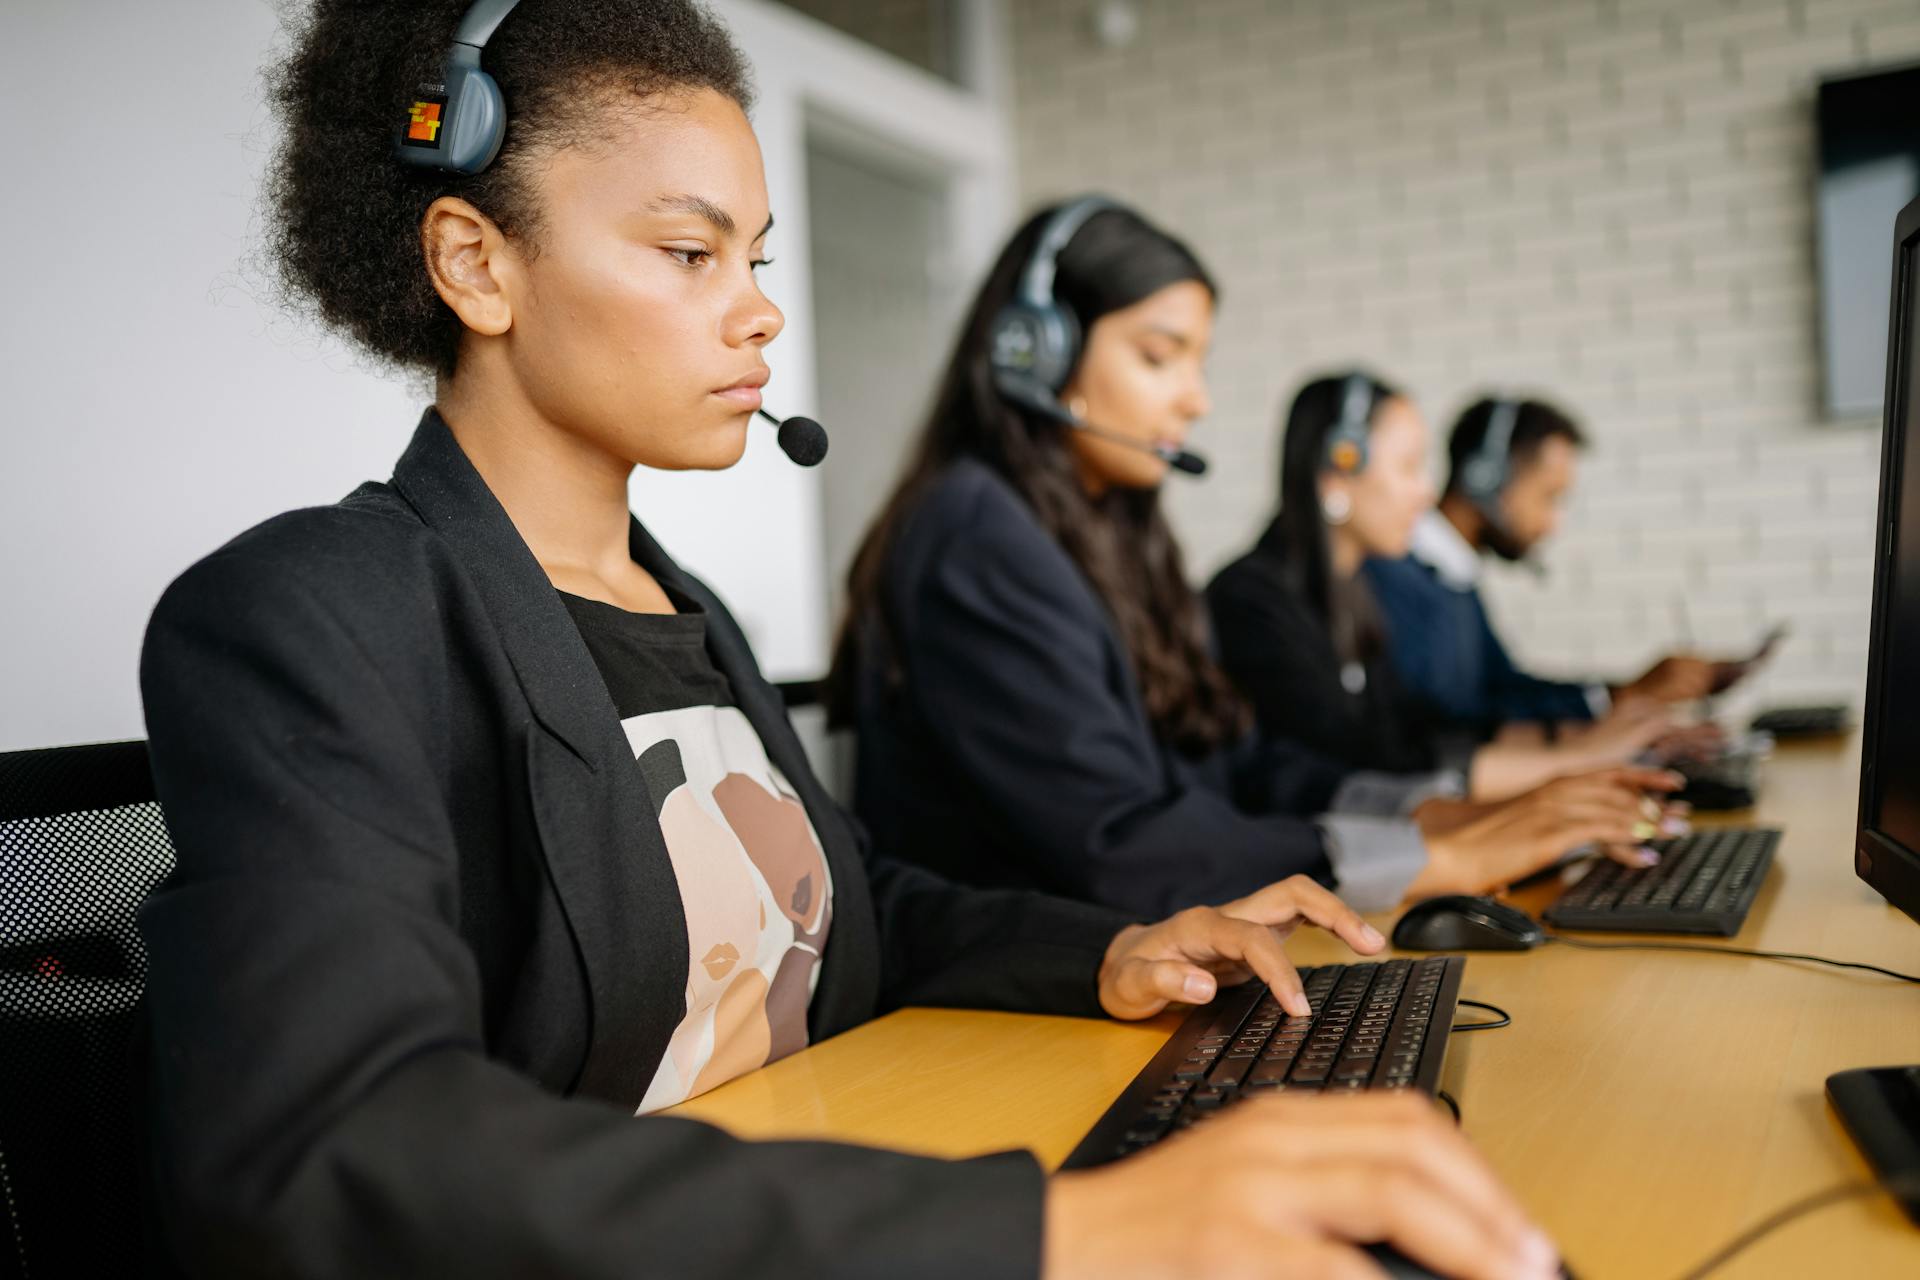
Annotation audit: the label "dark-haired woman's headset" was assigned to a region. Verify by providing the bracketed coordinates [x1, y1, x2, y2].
[987, 196, 1208, 476]
[1322, 372, 1375, 477]
[389, 0, 828, 466]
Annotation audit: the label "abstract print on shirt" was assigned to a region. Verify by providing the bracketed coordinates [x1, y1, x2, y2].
[560, 591, 833, 1114]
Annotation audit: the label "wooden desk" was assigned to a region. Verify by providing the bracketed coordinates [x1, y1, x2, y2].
[670, 739, 1920, 1277]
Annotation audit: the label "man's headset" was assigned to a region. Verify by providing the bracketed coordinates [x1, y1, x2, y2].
[987, 196, 1208, 476]
[1323, 372, 1376, 475]
[390, 0, 827, 465]
[1457, 397, 1523, 521]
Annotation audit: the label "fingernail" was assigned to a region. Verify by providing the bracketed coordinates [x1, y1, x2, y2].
[1361, 923, 1385, 947]
[1636, 847, 1660, 866]
[1521, 1228, 1558, 1274]
[1183, 972, 1214, 1001]
[1632, 821, 1658, 841]
[1660, 815, 1690, 836]
[1640, 798, 1662, 820]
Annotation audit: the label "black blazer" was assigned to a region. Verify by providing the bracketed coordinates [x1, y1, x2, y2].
[1208, 519, 1444, 775]
[845, 457, 1345, 919]
[137, 412, 1130, 1279]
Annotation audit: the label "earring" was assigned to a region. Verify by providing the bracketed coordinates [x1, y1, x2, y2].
[1067, 395, 1089, 421]
[1323, 490, 1353, 525]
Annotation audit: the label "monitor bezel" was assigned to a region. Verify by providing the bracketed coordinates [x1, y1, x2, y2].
[1855, 191, 1920, 927]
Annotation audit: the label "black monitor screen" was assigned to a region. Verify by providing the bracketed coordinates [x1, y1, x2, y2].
[1871, 239, 1920, 856]
[1818, 65, 1920, 417]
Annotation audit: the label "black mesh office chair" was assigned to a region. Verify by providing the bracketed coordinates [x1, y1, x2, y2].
[0, 740, 174, 1278]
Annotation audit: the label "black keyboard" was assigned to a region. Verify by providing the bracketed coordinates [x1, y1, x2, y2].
[1750, 704, 1850, 737]
[1062, 957, 1464, 1169]
[1543, 827, 1780, 935]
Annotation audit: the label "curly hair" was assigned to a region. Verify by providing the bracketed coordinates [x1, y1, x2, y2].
[265, 0, 752, 376]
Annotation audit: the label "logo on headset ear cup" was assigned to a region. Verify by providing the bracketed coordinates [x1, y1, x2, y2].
[1328, 438, 1366, 474]
[989, 307, 1042, 375]
[403, 96, 448, 148]
[989, 299, 1082, 393]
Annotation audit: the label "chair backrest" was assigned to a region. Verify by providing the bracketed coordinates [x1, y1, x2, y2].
[0, 740, 174, 1279]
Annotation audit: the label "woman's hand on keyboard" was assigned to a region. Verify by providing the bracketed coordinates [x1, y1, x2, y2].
[1408, 766, 1685, 898]
[1096, 877, 1385, 1021]
[1043, 1091, 1562, 1280]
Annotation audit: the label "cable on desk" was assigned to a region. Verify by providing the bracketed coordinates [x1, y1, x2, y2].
[1435, 1090, 1461, 1124]
[1450, 998, 1511, 1032]
[1542, 933, 1920, 984]
[1672, 1176, 1920, 1279]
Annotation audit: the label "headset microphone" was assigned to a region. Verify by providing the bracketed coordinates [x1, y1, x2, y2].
[755, 407, 830, 467]
[999, 375, 1208, 475]
[1056, 403, 1208, 475]
[987, 195, 1208, 479]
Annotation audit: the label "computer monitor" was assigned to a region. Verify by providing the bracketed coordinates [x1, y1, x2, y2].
[1856, 191, 1920, 927]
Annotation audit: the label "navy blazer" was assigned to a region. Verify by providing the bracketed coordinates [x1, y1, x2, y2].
[138, 412, 1130, 1278]
[1364, 552, 1596, 728]
[846, 457, 1345, 919]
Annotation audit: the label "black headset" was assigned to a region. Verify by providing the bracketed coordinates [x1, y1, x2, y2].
[987, 195, 1116, 414]
[394, 0, 521, 175]
[1458, 397, 1522, 515]
[985, 196, 1208, 475]
[1322, 372, 1376, 475]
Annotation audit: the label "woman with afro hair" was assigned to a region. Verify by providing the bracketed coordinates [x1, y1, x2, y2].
[136, 2, 1559, 1277]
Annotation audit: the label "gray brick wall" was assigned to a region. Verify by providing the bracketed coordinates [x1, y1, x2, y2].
[1008, 0, 1920, 711]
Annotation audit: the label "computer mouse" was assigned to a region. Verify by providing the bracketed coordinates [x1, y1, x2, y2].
[1391, 895, 1545, 951]
[1365, 1243, 1577, 1278]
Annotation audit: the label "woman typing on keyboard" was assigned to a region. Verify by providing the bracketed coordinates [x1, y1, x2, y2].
[137, 2, 1559, 1277]
[1207, 372, 1711, 801]
[828, 199, 1681, 921]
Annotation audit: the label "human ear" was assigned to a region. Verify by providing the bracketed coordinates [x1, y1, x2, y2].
[421, 196, 514, 338]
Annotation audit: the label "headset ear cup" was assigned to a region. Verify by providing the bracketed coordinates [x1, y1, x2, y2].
[445, 66, 508, 174]
[465, 71, 508, 172]
[989, 304, 1046, 381]
[1329, 438, 1366, 475]
[1033, 303, 1082, 393]
[1465, 455, 1501, 503]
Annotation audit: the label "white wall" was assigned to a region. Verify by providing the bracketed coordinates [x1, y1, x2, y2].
[808, 138, 953, 622]
[0, 0, 849, 752]
[1009, 0, 1920, 714]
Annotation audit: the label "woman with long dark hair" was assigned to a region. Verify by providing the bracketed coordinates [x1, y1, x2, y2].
[831, 200, 1677, 920]
[132, 5, 1562, 1277]
[1208, 373, 1689, 802]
